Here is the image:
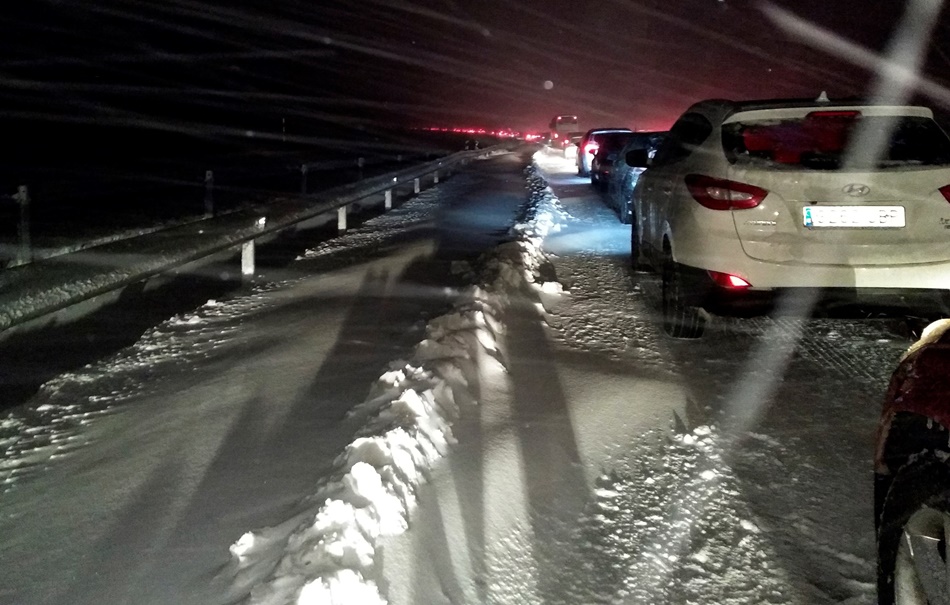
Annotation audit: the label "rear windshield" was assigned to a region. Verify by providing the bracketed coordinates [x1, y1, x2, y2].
[599, 132, 634, 151]
[722, 114, 950, 170]
[591, 130, 629, 145]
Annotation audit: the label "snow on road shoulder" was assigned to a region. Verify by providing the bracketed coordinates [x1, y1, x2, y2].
[225, 165, 570, 604]
[0, 288, 281, 491]
[297, 187, 443, 262]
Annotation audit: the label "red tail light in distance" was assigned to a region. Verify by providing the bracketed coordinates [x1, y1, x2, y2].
[685, 174, 768, 210]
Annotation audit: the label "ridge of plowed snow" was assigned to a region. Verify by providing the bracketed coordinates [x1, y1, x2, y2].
[224, 165, 570, 604]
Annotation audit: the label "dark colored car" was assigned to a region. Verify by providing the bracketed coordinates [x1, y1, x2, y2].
[576, 128, 632, 176]
[551, 130, 585, 156]
[589, 132, 636, 190]
[606, 131, 667, 223]
[875, 319, 950, 605]
[561, 131, 585, 158]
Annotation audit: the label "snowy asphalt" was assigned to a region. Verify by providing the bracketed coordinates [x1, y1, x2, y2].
[0, 149, 919, 604]
[0, 151, 531, 605]
[380, 151, 915, 605]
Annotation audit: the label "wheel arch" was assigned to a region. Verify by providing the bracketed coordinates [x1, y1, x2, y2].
[878, 411, 950, 477]
[876, 411, 950, 529]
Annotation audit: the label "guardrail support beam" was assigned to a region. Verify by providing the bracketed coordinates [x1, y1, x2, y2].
[385, 189, 392, 210]
[433, 170, 439, 184]
[241, 240, 255, 279]
[300, 164, 308, 195]
[337, 206, 347, 232]
[204, 170, 214, 217]
[413, 178, 420, 194]
[16, 185, 31, 265]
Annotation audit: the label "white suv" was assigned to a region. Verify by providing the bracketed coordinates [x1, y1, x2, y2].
[629, 98, 950, 338]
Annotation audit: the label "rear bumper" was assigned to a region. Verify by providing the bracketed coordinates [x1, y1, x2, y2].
[675, 262, 950, 316]
[673, 231, 950, 290]
[743, 261, 950, 290]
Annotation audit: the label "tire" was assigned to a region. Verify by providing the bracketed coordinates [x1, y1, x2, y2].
[878, 458, 950, 605]
[662, 254, 705, 339]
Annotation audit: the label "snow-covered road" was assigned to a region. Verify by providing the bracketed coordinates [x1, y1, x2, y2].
[0, 152, 530, 605]
[379, 152, 915, 605]
[0, 149, 917, 605]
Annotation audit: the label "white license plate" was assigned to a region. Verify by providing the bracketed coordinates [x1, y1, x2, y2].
[803, 205, 905, 228]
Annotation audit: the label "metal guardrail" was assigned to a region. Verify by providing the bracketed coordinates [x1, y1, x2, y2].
[0, 143, 514, 334]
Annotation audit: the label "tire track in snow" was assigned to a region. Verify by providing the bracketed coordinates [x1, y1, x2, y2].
[531, 151, 899, 605]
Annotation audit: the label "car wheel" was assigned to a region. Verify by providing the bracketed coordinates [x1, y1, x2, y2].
[878, 458, 950, 605]
[662, 253, 705, 339]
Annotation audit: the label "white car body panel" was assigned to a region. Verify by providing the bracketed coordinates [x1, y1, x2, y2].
[633, 102, 950, 293]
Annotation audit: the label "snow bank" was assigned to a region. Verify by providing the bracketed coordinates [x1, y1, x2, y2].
[226, 164, 570, 604]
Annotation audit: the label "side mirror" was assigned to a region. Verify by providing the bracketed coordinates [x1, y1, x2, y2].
[625, 149, 650, 168]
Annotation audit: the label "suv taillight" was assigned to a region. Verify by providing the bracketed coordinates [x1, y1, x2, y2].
[585, 143, 599, 155]
[685, 174, 768, 210]
[708, 271, 751, 288]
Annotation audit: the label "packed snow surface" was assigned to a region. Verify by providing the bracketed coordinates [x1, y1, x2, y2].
[225, 163, 568, 603]
[0, 149, 922, 605]
[376, 151, 913, 605]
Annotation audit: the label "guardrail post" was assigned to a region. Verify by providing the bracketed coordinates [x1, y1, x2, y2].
[15, 185, 31, 264]
[433, 170, 439, 184]
[300, 164, 308, 195]
[357, 157, 365, 181]
[204, 170, 214, 217]
[385, 189, 392, 210]
[241, 240, 255, 279]
[413, 178, 420, 194]
[337, 206, 347, 232]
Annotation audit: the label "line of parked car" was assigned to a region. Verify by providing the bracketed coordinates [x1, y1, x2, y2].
[568, 96, 950, 342]
[559, 96, 950, 605]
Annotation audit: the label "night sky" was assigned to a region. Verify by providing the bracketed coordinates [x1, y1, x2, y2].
[1, 1, 947, 139]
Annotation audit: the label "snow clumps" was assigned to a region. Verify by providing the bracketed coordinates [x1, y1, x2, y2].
[227, 163, 569, 605]
[481, 165, 570, 298]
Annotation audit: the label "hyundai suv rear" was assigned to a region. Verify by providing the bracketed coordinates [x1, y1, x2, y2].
[629, 97, 950, 338]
